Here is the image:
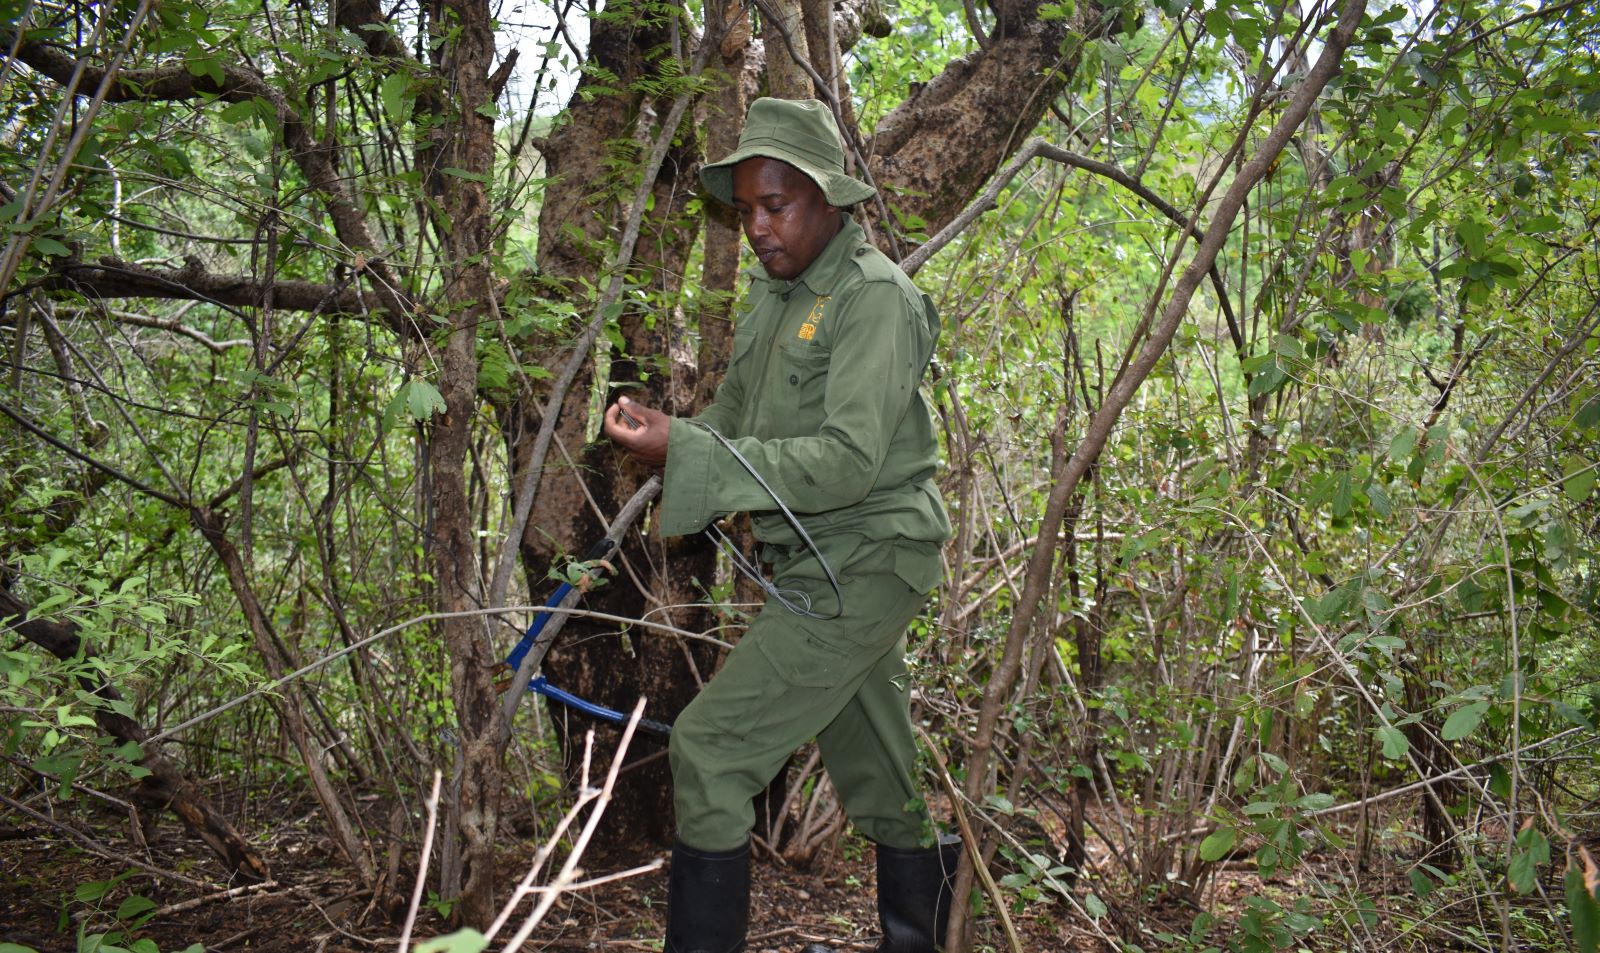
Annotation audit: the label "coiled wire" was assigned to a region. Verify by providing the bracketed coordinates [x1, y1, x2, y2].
[690, 421, 844, 621]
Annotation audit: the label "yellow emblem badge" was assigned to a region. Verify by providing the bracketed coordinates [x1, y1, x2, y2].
[797, 295, 830, 341]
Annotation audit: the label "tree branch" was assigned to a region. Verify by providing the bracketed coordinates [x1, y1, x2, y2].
[31, 257, 367, 317]
[0, 400, 187, 507]
[905, 140, 1245, 355]
[4, 33, 414, 325]
[85, 307, 251, 353]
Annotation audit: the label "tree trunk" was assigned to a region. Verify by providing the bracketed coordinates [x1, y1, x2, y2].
[417, 0, 508, 927]
[865, 0, 1120, 244]
[507, 2, 711, 850]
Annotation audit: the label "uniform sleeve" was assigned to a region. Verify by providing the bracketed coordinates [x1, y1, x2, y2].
[682, 295, 756, 438]
[686, 355, 745, 437]
[658, 280, 930, 537]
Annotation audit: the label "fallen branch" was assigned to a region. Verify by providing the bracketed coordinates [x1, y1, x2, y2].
[141, 881, 281, 920]
[0, 587, 269, 881]
[397, 771, 443, 953]
[915, 725, 1023, 953]
[0, 792, 212, 889]
[485, 700, 659, 952]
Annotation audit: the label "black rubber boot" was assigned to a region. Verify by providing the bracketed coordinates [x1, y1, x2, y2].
[666, 838, 750, 953]
[801, 834, 963, 953]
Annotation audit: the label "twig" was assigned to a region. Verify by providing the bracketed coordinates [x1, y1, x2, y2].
[397, 770, 443, 953]
[488, 700, 656, 952]
[913, 725, 1024, 953]
[145, 599, 727, 746]
[143, 881, 281, 920]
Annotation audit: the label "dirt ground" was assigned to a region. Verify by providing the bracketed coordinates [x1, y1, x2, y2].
[0, 792, 1107, 953]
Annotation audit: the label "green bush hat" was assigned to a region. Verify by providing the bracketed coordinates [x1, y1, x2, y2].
[699, 98, 876, 209]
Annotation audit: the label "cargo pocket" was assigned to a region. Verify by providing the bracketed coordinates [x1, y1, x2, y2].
[754, 621, 855, 689]
[891, 541, 943, 595]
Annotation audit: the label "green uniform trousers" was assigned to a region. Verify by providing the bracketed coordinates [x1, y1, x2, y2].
[668, 550, 932, 853]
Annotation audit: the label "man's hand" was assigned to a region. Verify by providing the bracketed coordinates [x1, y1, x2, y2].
[603, 396, 671, 467]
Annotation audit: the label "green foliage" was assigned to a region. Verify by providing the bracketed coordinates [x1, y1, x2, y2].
[891, 0, 1600, 948]
[414, 929, 487, 953]
[1569, 861, 1600, 953]
[31, 871, 207, 953]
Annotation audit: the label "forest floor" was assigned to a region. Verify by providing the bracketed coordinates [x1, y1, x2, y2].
[0, 786, 1114, 953]
[2, 779, 1515, 953]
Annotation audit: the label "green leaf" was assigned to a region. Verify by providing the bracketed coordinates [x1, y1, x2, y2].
[1568, 865, 1599, 953]
[115, 895, 156, 921]
[380, 73, 412, 123]
[1574, 394, 1600, 431]
[415, 929, 489, 953]
[1510, 847, 1540, 893]
[1294, 793, 1335, 811]
[983, 794, 1015, 815]
[1199, 826, 1237, 862]
[1377, 725, 1409, 760]
[1367, 480, 1392, 518]
[1457, 217, 1487, 257]
[76, 878, 117, 902]
[1332, 471, 1354, 518]
[1084, 891, 1107, 918]
[1510, 827, 1550, 893]
[1555, 702, 1594, 730]
[1409, 867, 1436, 898]
[405, 380, 447, 421]
[1441, 701, 1488, 741]
[1203, 9, 1231, 40]
[1248, 361, 1288, 398]
[33, 237, 71, 257]
[1564, 457, 1596, 503]
[1232, 755, 1256, 790]
[1489, 762, 1513, 800]
[1312, 582, 1356, 625]
[217, 99, 257, 124]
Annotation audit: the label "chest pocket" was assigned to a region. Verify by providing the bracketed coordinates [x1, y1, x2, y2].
[771, 341, 831, 438]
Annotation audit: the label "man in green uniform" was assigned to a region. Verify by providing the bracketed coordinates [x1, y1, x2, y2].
[603, 97, 959, 953]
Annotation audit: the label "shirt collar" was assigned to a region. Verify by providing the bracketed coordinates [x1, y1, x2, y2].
[750, 218, 866, 297]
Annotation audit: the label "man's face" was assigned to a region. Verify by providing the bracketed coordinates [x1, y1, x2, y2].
[730, 157, 842, 281]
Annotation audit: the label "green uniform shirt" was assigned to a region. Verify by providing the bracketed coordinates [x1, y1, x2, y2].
[660, 219, 951, 592]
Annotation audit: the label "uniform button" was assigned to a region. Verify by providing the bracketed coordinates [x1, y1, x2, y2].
[854, 248, 866, 256]
[789, 374, 799, 385]
[781, 292, 791, 301]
